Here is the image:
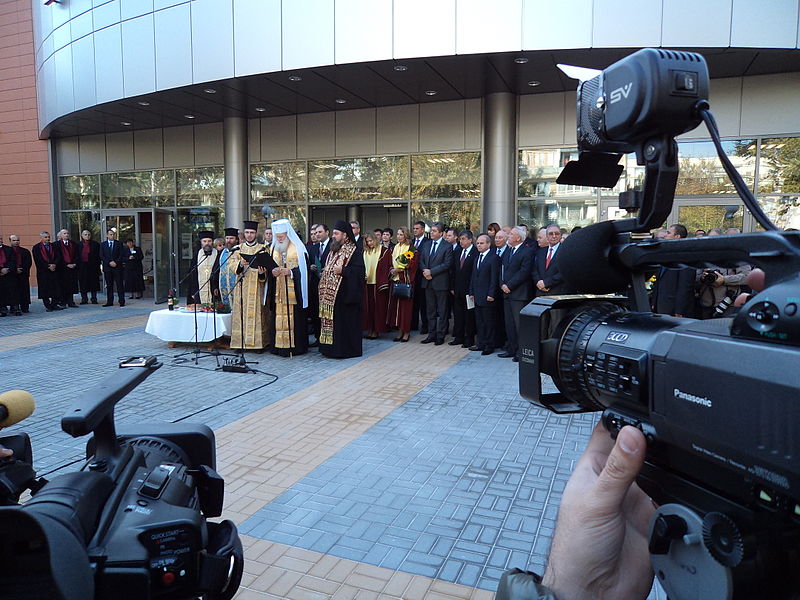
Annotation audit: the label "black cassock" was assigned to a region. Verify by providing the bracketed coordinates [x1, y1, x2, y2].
[186, 249, 220, 305]
[320, 247, 365, 359]
[77, 240, 101, 293]
[32, 242, 62, 301]
[0, 245, 17, 309]
[123, 245, 145, 292]
[56, 240, 80, 299]
[11, 246, 31, 308]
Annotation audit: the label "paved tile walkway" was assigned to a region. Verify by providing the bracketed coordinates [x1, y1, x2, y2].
[1, 300, 665, 599]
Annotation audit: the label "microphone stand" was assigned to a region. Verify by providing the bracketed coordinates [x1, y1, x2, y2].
[223, 249, 262, 374]
[173, 251, 218, 364]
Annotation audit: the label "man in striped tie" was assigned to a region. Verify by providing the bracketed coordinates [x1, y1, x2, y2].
[533, 223, 569, 296]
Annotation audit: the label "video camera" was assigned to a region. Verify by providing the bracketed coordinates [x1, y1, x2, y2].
[0, 357, 243, 600]
[519, 48, 800, 600]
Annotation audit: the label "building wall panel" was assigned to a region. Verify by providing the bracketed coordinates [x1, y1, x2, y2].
[121, 14, 156, 98]
[134, 128, 164, 169]
[377, 105, 419, 154]
[456, 0, 522, 55]
[334, 0, 393, 65]
[191, 0, 234, 83]
[282, 0, 335, 71]
[335, 108, 377, 157]
[233, 0, 281, 77]
[155, 3, 192, 90]
[106, 131, 134, 171]
[261, 115, 297, 161]
[297, 112, 336, 158]
[163, 124, 194, 167]
[420, 101, 465, 151]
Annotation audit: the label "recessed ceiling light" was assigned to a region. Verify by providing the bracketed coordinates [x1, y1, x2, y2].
[255, 107, 267, 112]
[335, 98, 347, 104]
[120, 121, 131, 126]
[203, 88, 216, 94]
[288, 75, 302, 82]
[527, 80, 541, 87]
[137, 101, 150, 106]
[514, 57, 529, 64]
[425, 90, 437, 96]
[393, 65, 408, 72]
[184, 114, 195, 119]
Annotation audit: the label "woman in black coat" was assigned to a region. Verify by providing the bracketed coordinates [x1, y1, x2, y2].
[123, 238, 145, 298]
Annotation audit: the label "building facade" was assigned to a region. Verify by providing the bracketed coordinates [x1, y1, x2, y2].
[8, 0, 800, 298]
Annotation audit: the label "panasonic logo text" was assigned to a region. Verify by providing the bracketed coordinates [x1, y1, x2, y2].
[673, 388, 712, 408]
[609, 83, 633, 104]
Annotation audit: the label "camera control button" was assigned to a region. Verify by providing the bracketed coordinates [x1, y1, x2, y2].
[785, 302, 797, 316]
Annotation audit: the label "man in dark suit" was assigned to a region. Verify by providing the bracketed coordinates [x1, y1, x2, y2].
[307, 223, 331, 345]
[350, 220, 363, 250]
[8, 235, 32, 313]
[533, 223, 570, 296]
[410, 221, 429, 333]
[419, 222, 453, 345]
[32, 231, 63, 311]
[469, 233, 500, 355]
[99, 229, 125, 306]
[449, 230, 477, 348]
[498, 226, 534, 362]
[652, 223, 695, 317]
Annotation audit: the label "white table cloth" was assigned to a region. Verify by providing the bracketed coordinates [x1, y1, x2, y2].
[145, 308, 232, 342]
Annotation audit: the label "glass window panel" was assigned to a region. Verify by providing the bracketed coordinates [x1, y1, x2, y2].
[250, 161, 307, 204]
[755, 195, 800, 230]
[410, 200, 480, 233]
[308, 156, 409, 202]
[677, 204, 744, 232]
[101, 170, 174, 208]
[757, 137, 800, 194]
[61, 175, 100, 209]
[518, 149, 596, 199]
[412, 152, 480, 200]
[176, 167, 225, 207]
[675, 140, 756, 195]
[248, 205, 307, 241]
[175, 207, 225, 297]
[61, 211, 101, 242]
[517, 197, 598, 232]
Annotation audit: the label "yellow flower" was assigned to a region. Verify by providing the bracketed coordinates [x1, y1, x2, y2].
[403, 251, 414, 259]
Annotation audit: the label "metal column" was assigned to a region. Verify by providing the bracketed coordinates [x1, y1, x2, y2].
[223, 117, 248, 228]
[483, 92, 517, 228]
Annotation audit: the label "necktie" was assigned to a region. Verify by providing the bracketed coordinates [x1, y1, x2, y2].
[546, 247, 553, 269]
[414, 238, 420, 249]
[430, 240, 437, 257]
[460, 249, 466, 268]
[108, 241, 112, 248]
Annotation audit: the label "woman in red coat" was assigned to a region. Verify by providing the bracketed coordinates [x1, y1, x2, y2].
[386, 226, 417, 342]
[362, 232, 391, 339]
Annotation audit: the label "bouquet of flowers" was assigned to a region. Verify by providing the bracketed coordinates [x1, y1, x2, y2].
[396, 250, 414, 268]
[198, 301, 231, 314]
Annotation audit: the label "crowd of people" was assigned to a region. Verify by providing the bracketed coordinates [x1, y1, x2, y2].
[0, 228, 146, 316]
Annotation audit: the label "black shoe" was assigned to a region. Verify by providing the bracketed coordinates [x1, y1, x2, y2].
[419, 328, 429, 335]
[481, 348, 494, 356]
[91, 299, 98, 304]
[45, 308, 54, 312]
[434, 339, 444, 346]
[469, 345, 484, 352]
[119, 303, 125, 307]
[80, 300, 88, 305]
[21, 308, 29, 313]
[68, 303, 78, 308]
[103, 303, 113, 307]
[497, 352, 514, 358]
[512, 357, 519, 362]
[420, 337, 435, 344]
[309, 341, 319, 348]
[448, 339, 464, 346]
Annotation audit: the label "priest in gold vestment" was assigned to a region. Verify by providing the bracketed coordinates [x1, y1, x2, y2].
[230, 220, 271, 350]
[268, 219, 309, 356]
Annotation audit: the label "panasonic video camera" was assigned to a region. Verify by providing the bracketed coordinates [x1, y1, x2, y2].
[519, 49, 800, 600]
[0, 357, 243, 600]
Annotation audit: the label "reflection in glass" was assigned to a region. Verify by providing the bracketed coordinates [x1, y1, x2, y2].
[176, 207, 225, 297]
[755, 195, 800, 230]
[412, 153, 480, 199]
[62, 175, 100, 210]
[251, 162, 306, 204]
[677, 204, 743, 233]
[756, 137, 800, 194]
[518, 149, 595, 198]
[517, 198, 598, 232]
[411, 201, 480, 233]
[249, 205, 307, 240]
[675, 140, 755, 195]
[153, 211, 173, 303]
[101, 171, 174, 208]
[309, 156, 408, 202]
[62, 211, 100, 241]
[177, 167, 225, 207]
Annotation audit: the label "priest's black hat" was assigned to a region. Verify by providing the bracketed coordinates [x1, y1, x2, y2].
[332, 219, 355, 242]
[224, 227, 239, 237]
[243, 220, 259, 231]
[198, 230, 215, 240]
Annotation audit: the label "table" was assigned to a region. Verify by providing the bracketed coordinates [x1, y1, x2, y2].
[145, 308, 232, 343]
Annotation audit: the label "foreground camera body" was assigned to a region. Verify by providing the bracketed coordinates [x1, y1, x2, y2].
[523, 48, 800, 600]
[0, 360, 243, 600]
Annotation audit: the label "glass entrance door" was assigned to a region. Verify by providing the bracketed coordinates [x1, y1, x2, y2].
[101, 209, 175, 302]
[152, 209, 174, 303]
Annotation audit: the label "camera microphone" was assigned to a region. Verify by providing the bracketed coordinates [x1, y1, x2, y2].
[0, 390, 35, 428]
